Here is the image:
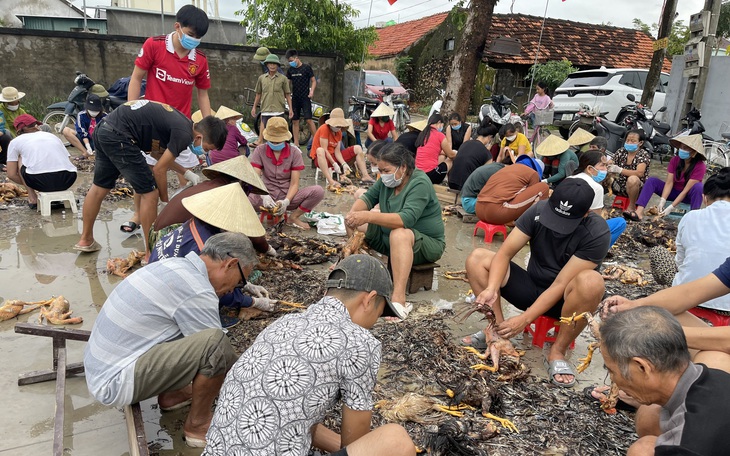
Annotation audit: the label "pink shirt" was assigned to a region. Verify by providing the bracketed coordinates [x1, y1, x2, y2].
[667, 156, 706, 191]
[524, 93, 553, 114]
[415, 127, 445, 172]
[250, 143, 306, 200]
[209, 124, 248, 164]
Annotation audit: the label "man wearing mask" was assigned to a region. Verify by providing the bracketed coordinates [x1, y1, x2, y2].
[285, 49, 318, 148]
[0, 86, 28, 169]
[63, 94, 106, 160]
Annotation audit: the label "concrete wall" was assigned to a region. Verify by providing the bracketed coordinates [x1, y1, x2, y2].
[665, 54, 730, 137]
[104, 8, 246, 45]
[0, 28, 344, 118]
[1, 0, 83, 27]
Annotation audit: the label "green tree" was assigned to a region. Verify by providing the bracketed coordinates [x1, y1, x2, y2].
[525, 59, 578, 94]
[237, 0, 377, 64]
[632, 17, 689, 56]
[717, 1, 730, 50]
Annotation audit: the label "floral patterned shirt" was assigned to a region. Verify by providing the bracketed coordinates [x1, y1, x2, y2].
[613, 146, 651, 193]
[203, 296, 381, 456]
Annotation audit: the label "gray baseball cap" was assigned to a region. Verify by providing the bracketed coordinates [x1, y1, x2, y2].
[325, 254, 405, 319]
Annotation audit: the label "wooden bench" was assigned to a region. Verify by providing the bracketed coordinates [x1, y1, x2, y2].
[407, 262, 440, 294]
[456, 206, 478, 223]
[15, 323, 149, 456]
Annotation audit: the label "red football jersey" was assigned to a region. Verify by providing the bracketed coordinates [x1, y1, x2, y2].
[134, 33, 211, 117]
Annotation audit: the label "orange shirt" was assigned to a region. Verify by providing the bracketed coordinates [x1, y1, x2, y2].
[310, 124, 343, 160]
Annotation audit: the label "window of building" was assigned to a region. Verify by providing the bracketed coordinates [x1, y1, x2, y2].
[444, 39, 455, 51]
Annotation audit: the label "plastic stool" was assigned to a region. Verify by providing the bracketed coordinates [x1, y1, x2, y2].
[473, 220, 507, 243]
[259, 212, 288, 224]
[37, 190, 77, 217]
[523, 315, 576, 349]
[611, 195, 630, 211]
[688, 307, 730, 327]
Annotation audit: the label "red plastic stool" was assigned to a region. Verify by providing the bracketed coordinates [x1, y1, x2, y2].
[473, 220, 508, 243]
[688, 307, 730, 327]
[611, 195, 630, 211]
[523, 315, 576, 349]
[259, 212, 288, 224]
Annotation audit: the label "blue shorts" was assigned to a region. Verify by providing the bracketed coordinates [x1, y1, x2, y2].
[461, 195, 477, 214]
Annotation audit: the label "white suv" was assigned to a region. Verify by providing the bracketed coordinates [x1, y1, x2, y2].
[552, 68, 670, 137]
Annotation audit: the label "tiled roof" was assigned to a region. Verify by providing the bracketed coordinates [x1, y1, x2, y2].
[483, 14, 672, 71]
[369, 12, 671, 71]
[368, 12, 449, 58]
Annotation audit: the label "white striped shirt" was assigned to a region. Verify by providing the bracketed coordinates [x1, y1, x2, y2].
[84, 252, 222, 407]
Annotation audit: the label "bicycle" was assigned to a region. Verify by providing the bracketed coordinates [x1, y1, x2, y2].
[702, 122, 730, 178]
[524, 107, 553, 151]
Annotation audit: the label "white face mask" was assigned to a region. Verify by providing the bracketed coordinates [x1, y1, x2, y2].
[506, 134, 517, 142]
[88, 110, 100, 117]
[7, 104, 19, 111]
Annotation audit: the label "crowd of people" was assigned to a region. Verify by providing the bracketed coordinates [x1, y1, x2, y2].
[3, 13, 729, 453]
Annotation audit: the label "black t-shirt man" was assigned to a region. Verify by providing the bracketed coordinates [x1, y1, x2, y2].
[447, 139, 491, 191]
[287, 63, 315, 100]
[396, 130, 419, 157]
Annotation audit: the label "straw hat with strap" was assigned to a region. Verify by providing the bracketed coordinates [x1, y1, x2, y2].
[669, 134, 705, 157]
[182, 183, 266, 237]
[536, 134, 570, 157]
[202, 155, 269, 195]
[325, 108, 350, 128]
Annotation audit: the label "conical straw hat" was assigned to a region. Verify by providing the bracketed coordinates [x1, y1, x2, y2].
[567, 128, 595, 146]
[192, 109, 216, 123]
[182, 183, 266, 237]
[536, 134, 570, 157]
[371, 103, 395, 117]
[669, 134, 705, 157]
[406, 119, 427, 132]
[215, 105, 243, 121]
[202, 155, 269, 195]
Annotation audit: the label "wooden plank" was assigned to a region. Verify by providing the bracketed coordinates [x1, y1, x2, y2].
[124, 404, 149, 456]
[456, 206, 479, 223]
[14, 323, 91, 342]
[18, 363, 86, 386]
[53, 344, 66, 456]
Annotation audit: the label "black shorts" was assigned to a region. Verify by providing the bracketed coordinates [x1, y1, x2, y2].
[20, 166, 77, 192]
[292, 97, 312, 121]
[92, 123, 157, 194]
[425, 162, 448, 185]
[500, 261, 565, 320]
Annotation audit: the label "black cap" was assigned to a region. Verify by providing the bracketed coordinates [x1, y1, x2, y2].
[539, 179, 594, 234]
[85, 94, 102, 112]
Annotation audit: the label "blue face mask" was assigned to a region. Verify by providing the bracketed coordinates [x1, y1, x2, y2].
[451, 124, 461, 131]
[178, 31, 201, 50]
[436, 126, 444, 132]
[592, 169, 608, 183]
[289, 61, 297, 68]
[189, 140, 205, 156]
[624, 143, 638, 152]
[267, 141, 286, 151]
[678, 149, 691, 160]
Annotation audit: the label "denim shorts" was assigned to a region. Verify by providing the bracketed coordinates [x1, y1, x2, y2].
[92, 123, 157, 194]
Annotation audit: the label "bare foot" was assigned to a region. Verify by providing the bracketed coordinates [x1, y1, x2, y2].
[289, 217, 310, 230]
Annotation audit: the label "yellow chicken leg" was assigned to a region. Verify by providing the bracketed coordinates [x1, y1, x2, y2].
[433, 405, 464, 417]
[483, 412, 519, 433]
[470, 363, 498, 372]
[462, 346, 488, 360]
[576, 342, 599, 373]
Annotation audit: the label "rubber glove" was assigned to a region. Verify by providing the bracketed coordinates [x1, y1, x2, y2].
[607, 164, 623, 174]
[657, 198, 667, 211]
[660, 205, 674, 217]
[342, 163, 353, 175]
[261, 195, 276, 208]
[244, 282, 270, 299]
[251, 297, 277, 312]
[85, 143, 94, 156]
[183, 170, 201, 186]
[274, 198, 290, 216]
[265, 245, 278, 257]
[332, 162, 343, 175]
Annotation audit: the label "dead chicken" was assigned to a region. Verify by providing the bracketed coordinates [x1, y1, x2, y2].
[327, 183, 358, 194]
[259, 201, 283, 215]
[341, 231, 367, 258]
[106, 250, 146, 278]
[38, 295, 83, 325]
[423, 419, 492, 456]
[0, 297, 54, 321]
[601, 265, 648, 286]
[443, 270, 470, 282]
[0, 182, 28, 202]
[444, 376, 518, 433]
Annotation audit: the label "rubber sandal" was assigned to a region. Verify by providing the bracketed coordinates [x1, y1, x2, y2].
[460, 331, 488, 350]
[583, 385, 637, 412]
[184, 434, 206, 448]
[545, 358, 577, 388]
[28, 203, 38, 210]
[622, 211, 640, 222]
[73, 240, 101, 253]
[120, 221, 139, 233]
[385, 302, 413, 321]
[159, 398, 192, 412]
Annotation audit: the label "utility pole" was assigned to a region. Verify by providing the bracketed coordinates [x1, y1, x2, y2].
[693, 0, 722, 109]
[640, 0, 678, 106]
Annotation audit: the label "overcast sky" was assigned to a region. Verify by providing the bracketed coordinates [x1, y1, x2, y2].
[75, 0, 708, 32]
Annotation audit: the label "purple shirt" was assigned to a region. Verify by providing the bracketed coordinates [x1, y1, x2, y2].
[667, 156, 706, 192]
[209, 124, 248, 164]
[249, 143, 306, 201]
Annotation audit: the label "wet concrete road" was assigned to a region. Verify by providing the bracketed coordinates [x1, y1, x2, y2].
[0, 160, 624, 455]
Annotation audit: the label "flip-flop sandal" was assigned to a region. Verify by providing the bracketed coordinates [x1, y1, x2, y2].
[622, 211, 640, 222]
[545, 358, 577, 388]
[583, 385, 637, 412]
[159, 398, 192, 412]
[460, 331, 488, 350]
[183, 434, 206, 448]
[120, 221, 139, 233]
[384, 302, 413, 321]
[73, 240, 101, 253]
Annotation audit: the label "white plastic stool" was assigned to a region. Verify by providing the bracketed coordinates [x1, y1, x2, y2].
[37, 190, 78, 217]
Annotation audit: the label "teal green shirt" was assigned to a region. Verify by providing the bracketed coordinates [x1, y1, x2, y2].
[546, 149, 579, 184]
[361, 169, 445, 243]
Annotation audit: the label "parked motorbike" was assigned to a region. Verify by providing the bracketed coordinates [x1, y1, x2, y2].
[348, 93, 380, 134]
[479, 85, 524, 131]
[381, 88, 411, 133]
[616, 94, 671, 160]
[428, 87, 446, 120]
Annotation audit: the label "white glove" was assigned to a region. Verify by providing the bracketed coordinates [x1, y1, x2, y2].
[251, 297, 277, 312]
[660, 205, 674, 217]
[275, 198, 290, 215]
[183, 170, 201, 186]
[332, 162, 343, 175]
[265, 245, 278, 257]
[541, 179, 548, 184]
[244, 282, 270, 299]
[657, 198, 667, 210]
[342, 163, 352, 175]
[607, 164, 623, 174]
[85, 143, 94, 155]
[261, 195, 276, 208]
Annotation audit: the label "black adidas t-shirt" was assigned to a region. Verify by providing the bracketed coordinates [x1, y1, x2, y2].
[516, 201, 610, 289]
[287, 63, 315, 100]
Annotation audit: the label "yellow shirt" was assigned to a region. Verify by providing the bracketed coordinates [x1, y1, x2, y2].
[500, 132, 532, 154]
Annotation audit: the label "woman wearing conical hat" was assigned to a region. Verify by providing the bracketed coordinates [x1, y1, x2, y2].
[209, 106, 248, 164]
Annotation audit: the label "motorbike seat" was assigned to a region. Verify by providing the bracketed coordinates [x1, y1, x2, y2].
[655, 122, 671, 134]
[721, 132, 730, 140]
[600, 118, 627, 135]
[353, 96, 379, 104]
